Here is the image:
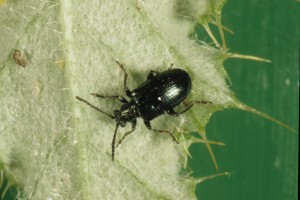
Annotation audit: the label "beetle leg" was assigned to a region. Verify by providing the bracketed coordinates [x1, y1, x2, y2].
[147, 70, 159, 80]
[189, 100, 212, 106]
[91, 93, 129, 103]
[144, 120, 179, 144]
[116, 119, 137, 148]
[166, 109, 182, 116]
[167, 100, 212, 116]
[76, 96, 115, 119]
[116, 61, 134, 98]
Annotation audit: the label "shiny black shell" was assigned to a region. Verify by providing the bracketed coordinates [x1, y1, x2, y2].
[132, 69, 191, 121]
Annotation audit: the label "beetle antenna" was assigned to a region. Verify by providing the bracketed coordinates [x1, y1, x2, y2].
[112, 124, 119, 161]
[76, 96, 115, 119]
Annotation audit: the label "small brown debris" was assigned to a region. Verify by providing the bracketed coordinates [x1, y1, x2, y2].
[13, 49, 27, 68]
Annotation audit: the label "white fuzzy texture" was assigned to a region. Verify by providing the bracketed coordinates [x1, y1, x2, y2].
[0, 0, 234, 199]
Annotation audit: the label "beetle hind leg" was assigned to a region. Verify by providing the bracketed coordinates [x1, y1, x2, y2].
[167, 100, 212, 116]
[144, 120, 179, 144]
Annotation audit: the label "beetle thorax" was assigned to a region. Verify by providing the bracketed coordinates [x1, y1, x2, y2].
[114, 102, 140, 127]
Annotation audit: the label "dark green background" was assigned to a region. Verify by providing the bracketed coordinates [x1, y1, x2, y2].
[191, 0, 299, 200]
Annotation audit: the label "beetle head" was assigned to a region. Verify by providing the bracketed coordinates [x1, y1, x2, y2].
[114, 110, 126, 127]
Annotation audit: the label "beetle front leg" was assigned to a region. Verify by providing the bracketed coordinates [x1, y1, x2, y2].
[116, 119, 137, 148]
[144, 120, 179, 144]
[167, 100, 212, 116]
[91, 93, 128, 103]
[116, 61, 133, 98]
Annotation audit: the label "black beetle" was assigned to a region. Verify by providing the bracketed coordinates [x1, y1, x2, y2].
[76, 61, 211, 160]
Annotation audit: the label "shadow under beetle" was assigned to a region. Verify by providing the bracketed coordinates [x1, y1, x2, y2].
[76, 61, 211, 161]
